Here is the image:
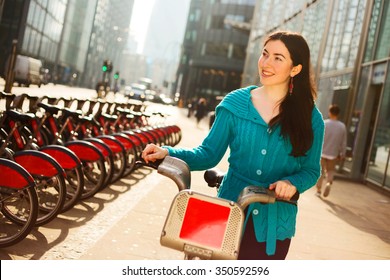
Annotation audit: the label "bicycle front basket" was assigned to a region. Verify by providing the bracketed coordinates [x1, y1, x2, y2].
[160, 190, 244, 260]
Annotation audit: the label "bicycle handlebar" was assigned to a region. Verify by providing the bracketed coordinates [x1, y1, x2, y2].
[137, 156, 299, 207]
[136, 156, 190, 191]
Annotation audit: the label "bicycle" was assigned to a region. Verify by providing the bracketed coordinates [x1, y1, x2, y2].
[33, 102, 107, 199]
[0, 158, 38, 248]
[0, 101, 84, 213]
[139, 156, 299, 260]
[0, 110, 67, 227]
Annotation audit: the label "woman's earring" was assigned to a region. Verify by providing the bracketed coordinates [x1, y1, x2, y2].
[289, 77, 294, 95]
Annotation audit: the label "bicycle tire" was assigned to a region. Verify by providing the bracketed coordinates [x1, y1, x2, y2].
[39, 145, 84, 213]
[112, 133, 137, 177]
[0, 159, 38, 247]
[81, 157, 106, 199]
[85, 138, 115, 189]
[65, 140, 107, 200]
[96, 135, 126, 184]
[12, 150, 67, 226]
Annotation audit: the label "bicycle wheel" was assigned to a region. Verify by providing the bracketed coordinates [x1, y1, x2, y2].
[96, 135, 126, 183]
[0, 159, 38, 248]
[13, 150, 67, 226]
[40, 145, 84, 213]
[81, 158, 106, 199]
[112, 133, 137, 177]
[85, 138, 115, 189]
[65, 140, 106, 199]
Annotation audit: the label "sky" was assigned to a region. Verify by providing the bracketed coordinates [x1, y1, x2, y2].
[129, 0, 156, 53]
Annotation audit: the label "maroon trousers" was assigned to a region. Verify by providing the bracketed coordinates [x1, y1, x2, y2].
[238, 215, 291, 260]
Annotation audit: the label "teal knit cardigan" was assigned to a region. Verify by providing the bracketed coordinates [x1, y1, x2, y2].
[164, 85, 325, 255]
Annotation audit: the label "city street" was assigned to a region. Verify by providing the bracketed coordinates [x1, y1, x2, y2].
[1, 83, 390, 260]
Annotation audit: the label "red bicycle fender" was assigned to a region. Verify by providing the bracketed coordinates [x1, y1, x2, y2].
[112, 134, 134, 150]
[40, 145, 81, 169]
[85, 139, 111, 157]
[65, 140, 103, 162]
[96, 136, 125, 154]
[14, 151, 64, 177]
[0, 159, 35, 189]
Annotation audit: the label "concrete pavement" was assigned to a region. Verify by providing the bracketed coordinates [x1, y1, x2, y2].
[80, 107, 390, 260]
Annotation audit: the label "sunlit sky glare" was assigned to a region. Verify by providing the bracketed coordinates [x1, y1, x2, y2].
[129, 0, 156, 53]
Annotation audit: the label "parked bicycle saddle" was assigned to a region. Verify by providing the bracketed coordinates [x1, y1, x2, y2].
[5, 110, 35, 123]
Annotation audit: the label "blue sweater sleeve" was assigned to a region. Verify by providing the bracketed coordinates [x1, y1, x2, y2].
[163, 108, 232, 170]
[281, 108, 325, 193]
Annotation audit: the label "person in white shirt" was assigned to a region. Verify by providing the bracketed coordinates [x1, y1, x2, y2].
[316, 104, 347, 197]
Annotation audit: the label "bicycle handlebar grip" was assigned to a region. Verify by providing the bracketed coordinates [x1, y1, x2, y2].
[237, 186, 276, 210]
[157, 156, 191, 191]
[204, 169, 225, 188]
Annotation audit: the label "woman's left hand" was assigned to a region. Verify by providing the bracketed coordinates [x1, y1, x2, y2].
[269, 180, 297, 200]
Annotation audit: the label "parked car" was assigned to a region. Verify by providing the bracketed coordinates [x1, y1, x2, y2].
[124, 83, 147, 101]
[9, 55, 43, 87]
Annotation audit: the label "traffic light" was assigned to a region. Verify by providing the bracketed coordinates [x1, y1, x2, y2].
[102, 60, 113, 72]
[102, 60, 108, 72]
[114, 71, 119, 80]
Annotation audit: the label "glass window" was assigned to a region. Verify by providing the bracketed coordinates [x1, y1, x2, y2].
[375, 1, 390, 60]
[204, 42, 229, 57]
[232, 44, 246, 60]
[343, 67, 370, 171]
[210, 15, 225, 29]
[367, 63, 390, 187]
[364, 0, 381, 62]
[322, 0, 366, 72]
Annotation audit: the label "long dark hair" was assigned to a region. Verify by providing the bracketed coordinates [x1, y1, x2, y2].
[266, 31, 316, 157]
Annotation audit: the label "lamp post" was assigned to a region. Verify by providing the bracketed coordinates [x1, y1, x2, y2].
[4, 40, 18, 93]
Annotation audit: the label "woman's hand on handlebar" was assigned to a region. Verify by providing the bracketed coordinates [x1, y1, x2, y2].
[142, 143, 168, 163]
[269, 180, 297, 201]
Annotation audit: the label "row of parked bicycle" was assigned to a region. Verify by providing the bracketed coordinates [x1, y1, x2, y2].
[0, 91, 181, 248]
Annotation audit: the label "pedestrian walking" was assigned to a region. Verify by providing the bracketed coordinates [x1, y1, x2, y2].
[187, 98, 197, 117]
[195, 98, 207, 127]
[316, 104, 347, 197]
[142, 31, 324, 260]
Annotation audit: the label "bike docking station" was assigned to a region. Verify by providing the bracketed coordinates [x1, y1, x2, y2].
[140, 156, 298, 260]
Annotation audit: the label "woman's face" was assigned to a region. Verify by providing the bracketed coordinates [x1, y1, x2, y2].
[258, 39, 294, 88]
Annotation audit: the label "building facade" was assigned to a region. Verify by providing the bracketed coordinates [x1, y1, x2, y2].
[81, 0, 134, 89]
[243, 0, 390, 190]
[0, 0, 134, 89]
[176, 0, 256, 107]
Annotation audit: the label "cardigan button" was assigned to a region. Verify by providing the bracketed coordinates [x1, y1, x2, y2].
[253, 209, 259, 215]
[261, 149, 267, 155]
[256, 169, 262, 175]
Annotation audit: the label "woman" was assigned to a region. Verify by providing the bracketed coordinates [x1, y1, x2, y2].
[195, 97, 207, 127]
[142, 31, 324, 260]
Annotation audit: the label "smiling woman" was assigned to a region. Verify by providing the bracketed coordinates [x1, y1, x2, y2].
[129, 0, 156, 53]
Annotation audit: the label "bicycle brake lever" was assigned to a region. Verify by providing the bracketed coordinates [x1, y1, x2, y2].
[237, 186, 299, 210]
[135, 158, 164, 170]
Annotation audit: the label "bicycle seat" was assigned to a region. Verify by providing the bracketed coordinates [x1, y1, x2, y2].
[37, 102, 61, 115]
[6, 110, 35, 123]
[62, 108, 82, 120]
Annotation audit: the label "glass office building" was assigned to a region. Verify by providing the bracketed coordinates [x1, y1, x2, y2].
[176, 0, 256, 107]
[243, 0, 390, 190]
[0, 0, 134, 87]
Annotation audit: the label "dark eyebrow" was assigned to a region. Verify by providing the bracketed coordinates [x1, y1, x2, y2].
[274, 53, 286, 59]
[262, 48, 286, 59]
